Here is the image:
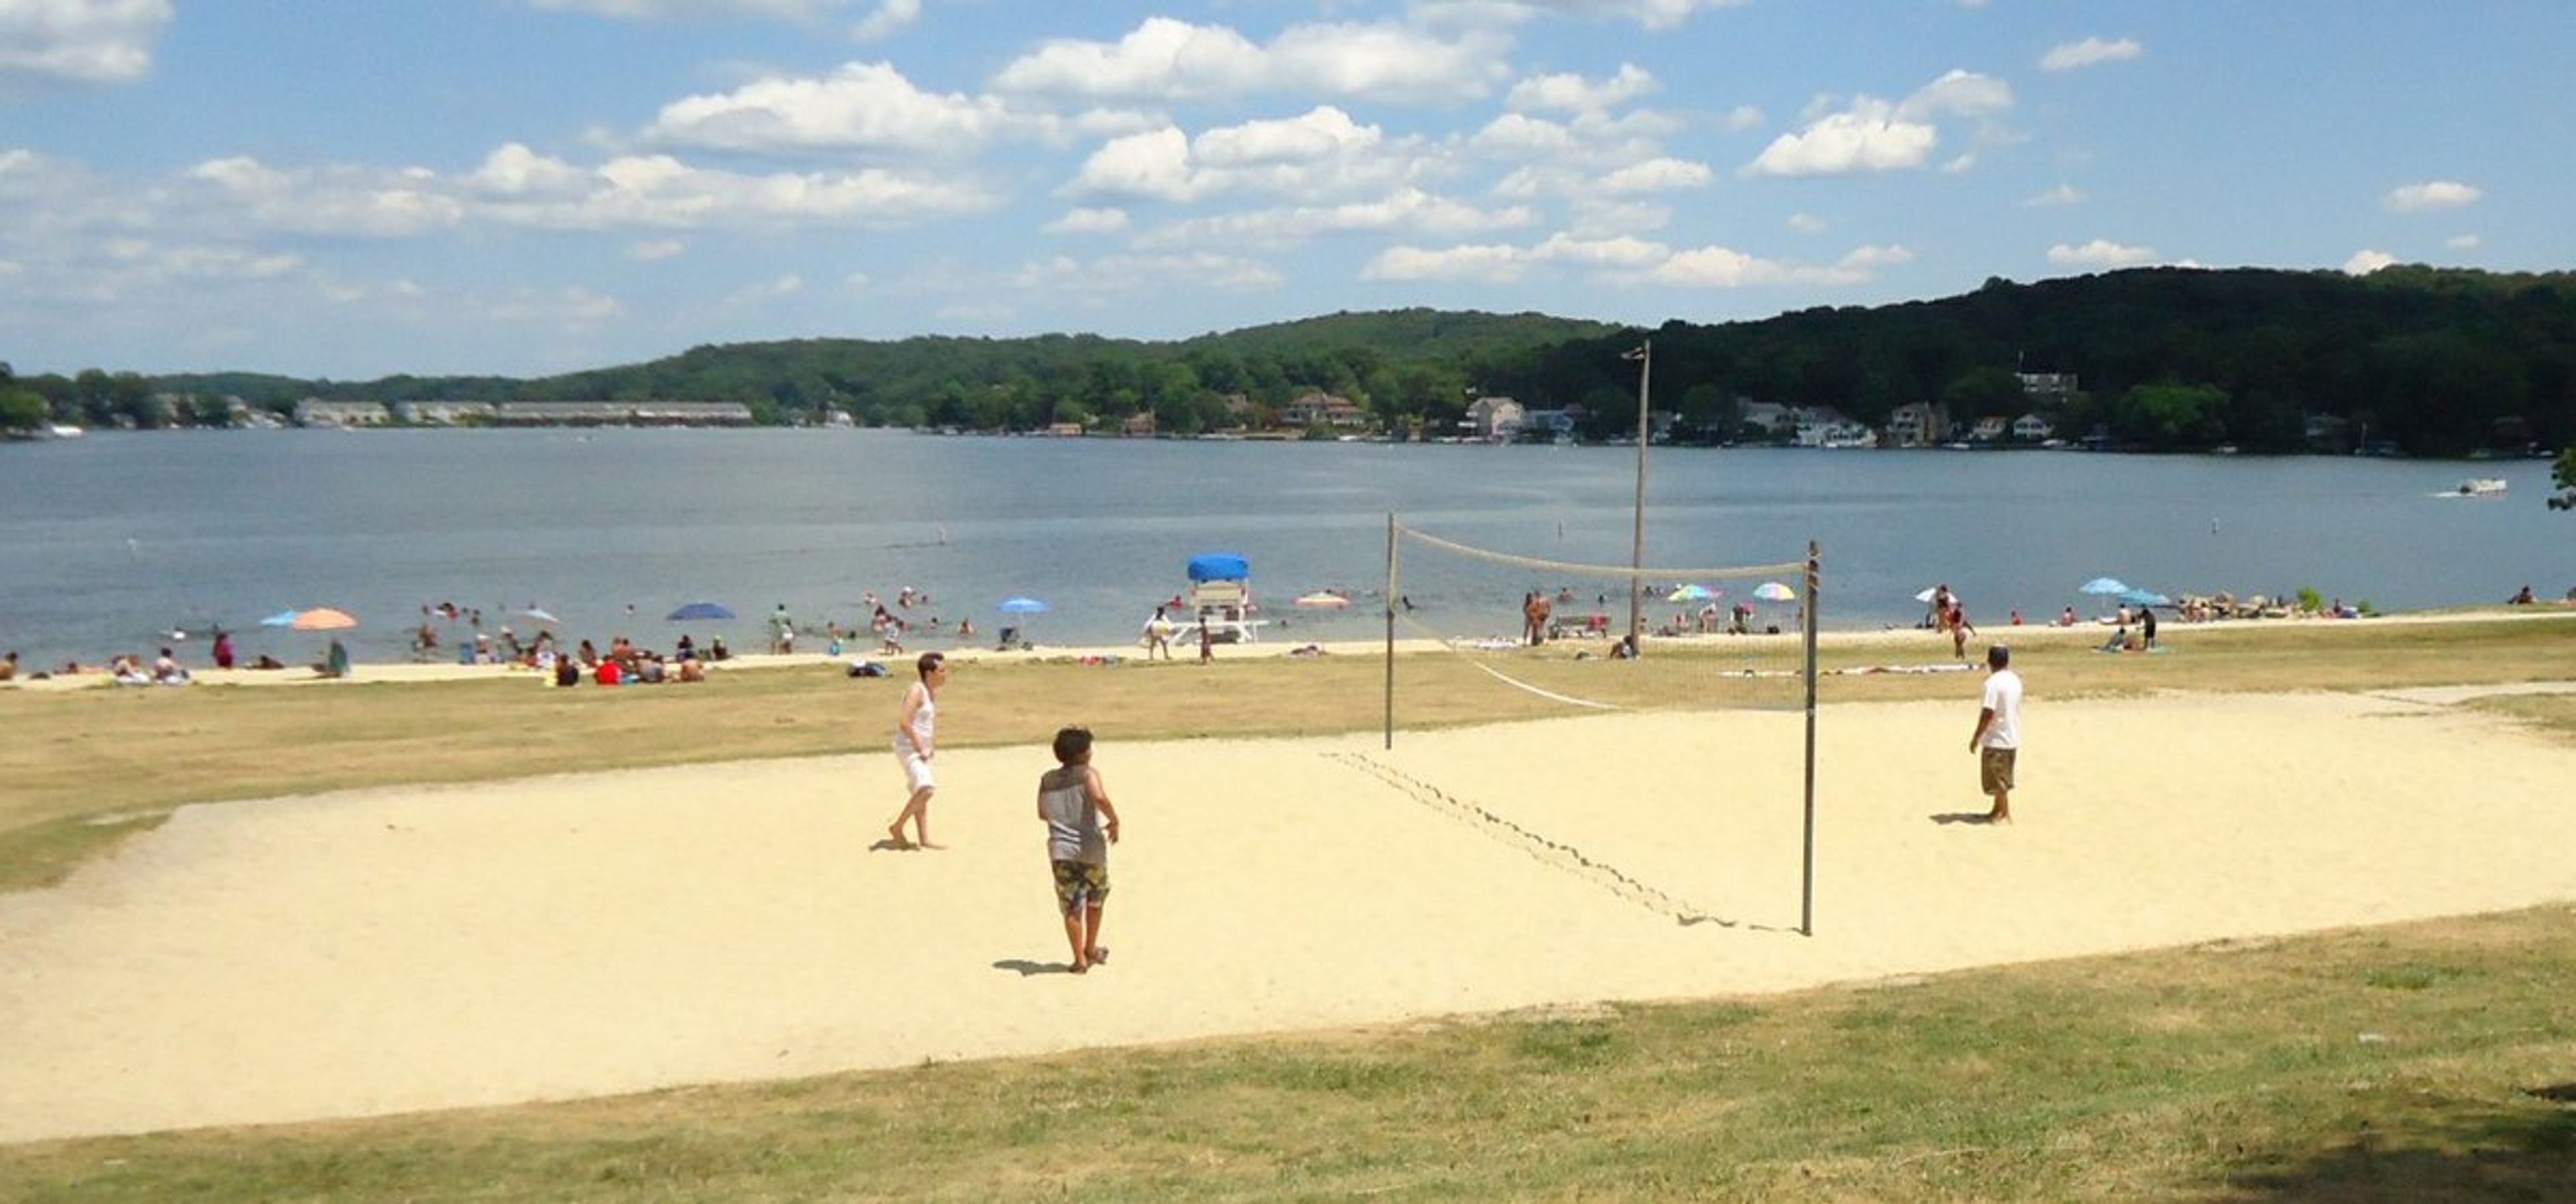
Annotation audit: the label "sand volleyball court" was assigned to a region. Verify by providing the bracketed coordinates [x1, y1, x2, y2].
[3, 683, 2573, 1142]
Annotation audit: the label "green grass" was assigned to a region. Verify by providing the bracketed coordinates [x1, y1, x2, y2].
[2, 906, 2569, 1202]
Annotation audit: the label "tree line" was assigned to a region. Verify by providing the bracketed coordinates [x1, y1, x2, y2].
[6, 267, 2574, 466]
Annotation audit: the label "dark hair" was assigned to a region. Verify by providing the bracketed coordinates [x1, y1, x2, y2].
[916, 651, 945, 679]
[1052, 726, 1093, 763]
[1988, 644, 2011, 668]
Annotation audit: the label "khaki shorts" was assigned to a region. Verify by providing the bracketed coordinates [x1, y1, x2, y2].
[1980, 747, 2017, 796]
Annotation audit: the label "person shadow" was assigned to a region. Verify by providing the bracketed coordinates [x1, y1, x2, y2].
[1930, 812, 2002, 826]
[992, 958, 1081, 977]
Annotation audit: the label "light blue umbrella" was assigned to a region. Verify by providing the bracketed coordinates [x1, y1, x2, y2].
[2078, 577, 2131, 596]
[666, 601, 734, 622]
[258, 609, 301, 627]
[997, 596, 1050, 614]
[2117, 588, 2172, 608]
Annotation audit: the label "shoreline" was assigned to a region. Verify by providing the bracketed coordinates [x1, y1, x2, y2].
[9, 603, 2571, 692]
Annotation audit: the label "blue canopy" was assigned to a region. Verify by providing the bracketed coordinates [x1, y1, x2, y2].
[666, 601, 735, 621]
[2116, 588, 2172, 608]
[1187, 553, 1250, 582]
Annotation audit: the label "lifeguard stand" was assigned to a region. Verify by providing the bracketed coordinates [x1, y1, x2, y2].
[1185, 552, 1261, 643]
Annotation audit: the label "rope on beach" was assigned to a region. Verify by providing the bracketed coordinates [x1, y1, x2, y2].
[1326, 751, 1724, 928]
[1395, 611, 1624, 710]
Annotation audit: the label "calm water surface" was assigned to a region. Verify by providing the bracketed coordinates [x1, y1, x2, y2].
[1, 429, 2566, 667]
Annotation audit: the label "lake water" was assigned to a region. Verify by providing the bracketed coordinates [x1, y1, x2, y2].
[1, 429, 2566, 668]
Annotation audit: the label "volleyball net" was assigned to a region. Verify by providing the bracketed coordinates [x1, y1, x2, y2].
[1374, 518, 1824, 933]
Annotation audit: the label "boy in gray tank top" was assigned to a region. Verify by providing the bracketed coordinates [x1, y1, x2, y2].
[1036, 726, 1122, 973]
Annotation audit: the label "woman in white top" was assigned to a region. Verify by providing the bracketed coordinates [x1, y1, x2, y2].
[886, 651, 949, 849]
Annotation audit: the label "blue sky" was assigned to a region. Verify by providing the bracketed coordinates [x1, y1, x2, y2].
[1, 0, 2567, 379]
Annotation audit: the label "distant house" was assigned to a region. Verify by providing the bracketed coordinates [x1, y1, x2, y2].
[393, 401, 497, 425]
[2017, 372, 2079, 402]
[1886, 402, 1945, 447]
[1043, 421, 1084, 437]
[295, 399, 393, 427]
[2012, 413, 2055, 441]
[1970, 415, 2010, 443]
[1792, 407, 1875, 447]
[1738, 401, 1796, 437]
[485, 400, 753, 427]
[1464, 395, 1523, 441]
[1283, 391, 1370, 430]
[1120, 411, 1157, 437]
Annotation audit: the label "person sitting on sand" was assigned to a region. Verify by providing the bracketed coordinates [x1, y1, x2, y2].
[553, 654, 580, 687]
[577, 639, 599, 667]
[249, 653, 285, 671]
[0, 651, 17, 682]
[2509, 584, 2536, 605]
[152, 647, 190, 685]
[676, 655, 705, 683]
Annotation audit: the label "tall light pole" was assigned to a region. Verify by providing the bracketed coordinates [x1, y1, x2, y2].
[1624, 339, 1651, 655]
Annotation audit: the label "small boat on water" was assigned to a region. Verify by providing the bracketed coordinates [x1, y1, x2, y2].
[2456, 478, 2508, 496]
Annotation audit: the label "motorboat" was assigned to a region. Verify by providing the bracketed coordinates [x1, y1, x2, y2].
[2457, 478, 2508, 496]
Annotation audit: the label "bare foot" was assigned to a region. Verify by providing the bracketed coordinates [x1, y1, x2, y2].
[1985, 813, 2011, 825]
[885, 825, 913, 849]
[1083, 946, 1108, 966]
[918, 840, 948, 850]
[1069, 959, 1088, 975]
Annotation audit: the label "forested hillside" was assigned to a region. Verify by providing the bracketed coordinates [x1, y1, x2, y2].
[8, 268, 2572, 456]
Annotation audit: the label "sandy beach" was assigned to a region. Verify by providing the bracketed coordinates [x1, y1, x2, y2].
[3, 653, 2574, 1143]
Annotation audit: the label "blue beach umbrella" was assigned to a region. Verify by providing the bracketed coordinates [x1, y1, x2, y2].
[666, 601, 735, 622]
[997, 596, 1050, 615]
[2078, 577, 2131, 596]
[258, 609, 301, 627]
[2116, 588, 2172, 608]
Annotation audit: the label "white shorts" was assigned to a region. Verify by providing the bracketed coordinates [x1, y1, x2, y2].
[898, 746, 936, 793]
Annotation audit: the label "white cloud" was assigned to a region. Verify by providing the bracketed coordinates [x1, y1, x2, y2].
[726, 274, 805, 305]
[1744, 110, 1937, 176]
[1723, 105, 1765, 132]
[182, 148, 998, 237]
[2445, 233, 2481, 250]
[2047, 239, 2155, 268]
[1045, 207, 1129, 235]
[1837, 243, 1914, 270]
[1013, 252, 1282, 294]
[1505, 64, 1658, 114]
[2383, 180, 2482, 212]
[1787, 211, 1827, 233]
[1069, 127, 1203, 202]
[625, 239, 687, 260]
[2019, 183, 2083, 207]
[0, 0, 172, 84]
[1595, 157, 1710, 194]
[2343, 249, 2398, 275]
[2039, 36, 2143, 72]
[1139, 188, 1536, 250]
[1895, 70, 2012, 121]
[488, 284, 624, 327]
[1067, 108, 1428, 203]
[1361, 233, 1897, 288]
[527, 0, 841, 19]
[1650, 243, 1878, 287]
[1415, 1, 1746, 31]
[644, 62, 1009, 156]
[1531, 231, 1667, 268]
[993, 16, 1507, 105]
[849, 0, 918, 42]
[1361, 243, 1526, 283]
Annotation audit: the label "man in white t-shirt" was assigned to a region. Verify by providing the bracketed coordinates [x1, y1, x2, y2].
[1968, 643, 2023, 824]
